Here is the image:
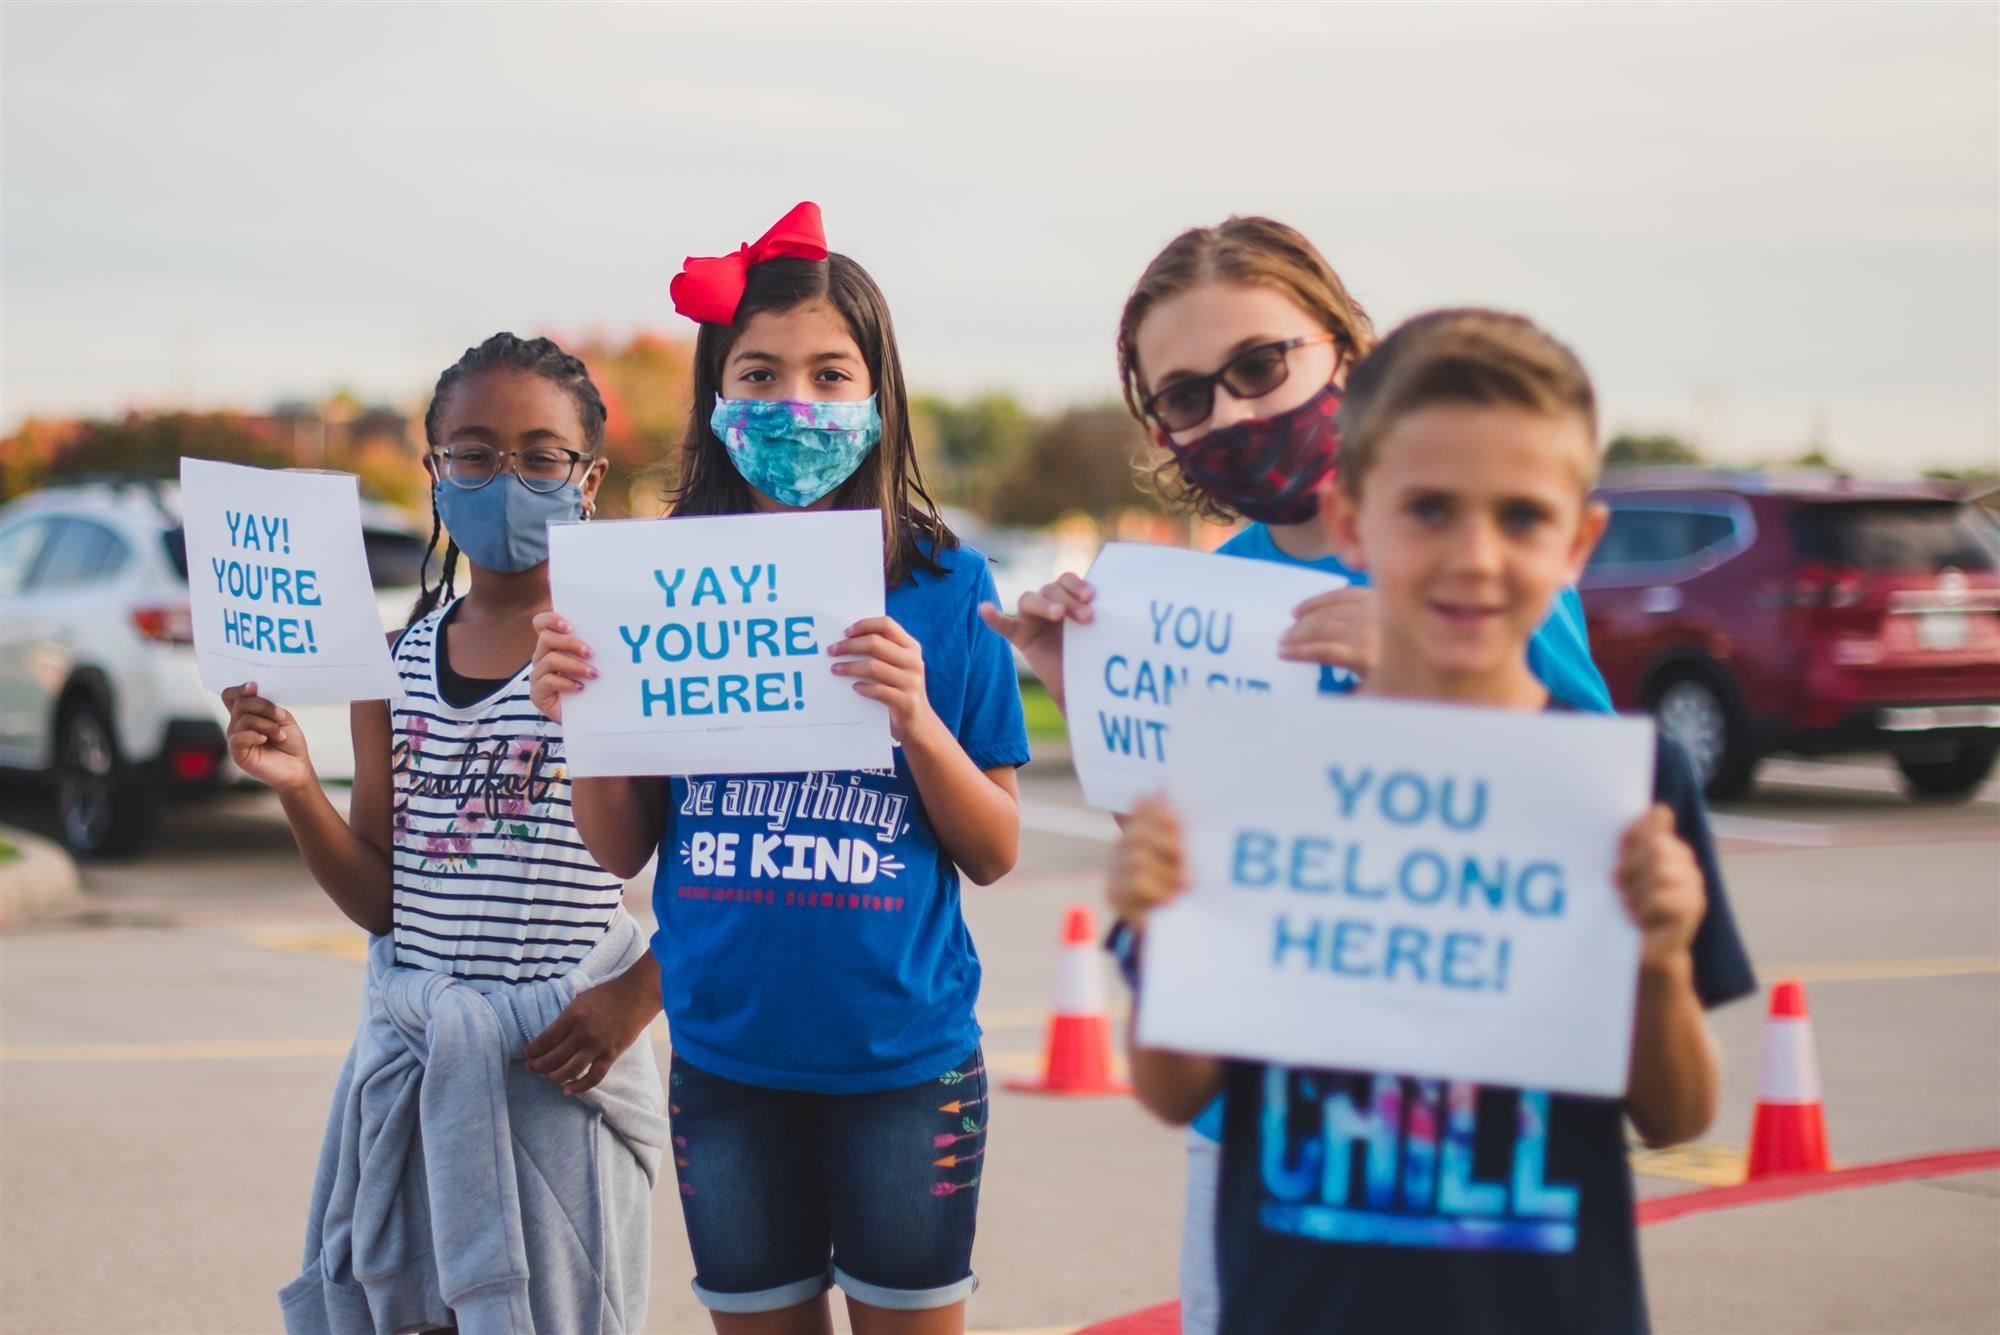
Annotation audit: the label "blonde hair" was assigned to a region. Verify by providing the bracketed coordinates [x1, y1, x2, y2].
[1335, 308, 1599, 497]
[1116, 217, 1375, 523]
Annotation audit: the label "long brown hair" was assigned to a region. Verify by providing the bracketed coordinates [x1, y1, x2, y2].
[670, 253, 953, 586]
[1115, 217, 1376, 523]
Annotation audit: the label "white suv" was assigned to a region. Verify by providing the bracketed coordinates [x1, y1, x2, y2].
[0, 478, 425, 857]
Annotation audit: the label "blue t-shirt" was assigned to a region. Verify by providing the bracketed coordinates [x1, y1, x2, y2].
[650, 540, 1030, 1095]
[1217, 522, 1612, 714]
[1181, 522, 1613, 1139]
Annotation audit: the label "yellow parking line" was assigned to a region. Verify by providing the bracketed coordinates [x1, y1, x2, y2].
[234, 935, 1134, 1033]
[987, 1050, 1044, 1076]
[1629, 1141, 1748, 1186]
[240, 932, 1999, 993]
[244, 929, 370, 962]
[981, 1002, 1129, 1031]
[20, 955, 1977, 1068]
[1771, 955, 1999, 984]
[0, 1035, 1054, 1074]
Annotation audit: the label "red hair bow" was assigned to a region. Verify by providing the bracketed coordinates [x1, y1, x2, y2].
[669, 201, 829, 326]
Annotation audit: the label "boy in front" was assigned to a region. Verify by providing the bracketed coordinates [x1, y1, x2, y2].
[1109, 309, 1756, 1334]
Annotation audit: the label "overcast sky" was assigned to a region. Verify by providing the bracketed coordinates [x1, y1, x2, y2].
[3, 2, 1995, 470]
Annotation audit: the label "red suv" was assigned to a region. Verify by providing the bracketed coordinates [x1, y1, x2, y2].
[1579, 469, 2000, 800]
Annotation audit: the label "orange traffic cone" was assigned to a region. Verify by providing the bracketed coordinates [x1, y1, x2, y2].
[1746, 979, 1832, 1179]
[1005, 904, 1131, 1097]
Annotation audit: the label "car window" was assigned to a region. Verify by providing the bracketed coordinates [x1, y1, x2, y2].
[1791, 502, 2000, 573]
[0, 518, 56, 595]
[162, 524, 424, 589]
[163, 527, 190, 582]
[363, 529, 427, 590]
[1588, 506, 1739, 571]
[33, 519, 131, 590]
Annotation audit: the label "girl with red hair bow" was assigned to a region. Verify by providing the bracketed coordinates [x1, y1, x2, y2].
[532, 203, 1028, 1335]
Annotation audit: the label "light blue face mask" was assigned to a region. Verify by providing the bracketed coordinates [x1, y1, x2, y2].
[710, 395, 882, 509]
[433, 478, 583, 575]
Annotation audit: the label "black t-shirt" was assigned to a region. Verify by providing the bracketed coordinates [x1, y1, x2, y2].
[433, 599, 521, 710]
[1214, 733, 1757, 1335]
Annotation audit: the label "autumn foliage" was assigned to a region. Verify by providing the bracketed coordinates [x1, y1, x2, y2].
[4, 330, 1177, 534]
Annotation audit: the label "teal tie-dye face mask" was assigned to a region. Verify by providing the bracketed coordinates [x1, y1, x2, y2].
[710, 395, 882, 508]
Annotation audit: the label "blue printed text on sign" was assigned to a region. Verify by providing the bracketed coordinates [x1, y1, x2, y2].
[213, 510, 323, 654]
[623, 565, 823, 718]
[1098, 600, 1272, 762]
[1231, 766, 1572, 996]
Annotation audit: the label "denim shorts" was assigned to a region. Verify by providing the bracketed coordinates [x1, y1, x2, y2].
[668, 1046, 986, 1314]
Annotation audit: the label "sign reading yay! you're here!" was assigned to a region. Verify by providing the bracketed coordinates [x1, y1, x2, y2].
[549, 509, 892, 777]
[180, 458, 397, 703]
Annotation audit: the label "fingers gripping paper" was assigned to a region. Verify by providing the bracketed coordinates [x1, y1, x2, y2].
[549, 510, 892, 777]
[1062, 543, 1347, 813]
[180, 458, 397, 703]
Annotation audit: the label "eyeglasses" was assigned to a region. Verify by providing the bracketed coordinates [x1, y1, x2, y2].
[1141, 335, 1338, 434]
[429, 445, 587, 494]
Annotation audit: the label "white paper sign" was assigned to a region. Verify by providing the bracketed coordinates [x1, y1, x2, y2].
[1140, 693, 1654, 1097]
[180, 458, 398, 703]
[1063, 542, 1348, 813]
[550, 510, 892, 777]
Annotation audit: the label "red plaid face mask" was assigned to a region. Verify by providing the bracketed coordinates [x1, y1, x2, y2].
[1162, 383, 1341, 525]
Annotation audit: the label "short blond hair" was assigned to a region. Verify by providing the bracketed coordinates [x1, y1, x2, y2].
[1335, 309, 1599, 497]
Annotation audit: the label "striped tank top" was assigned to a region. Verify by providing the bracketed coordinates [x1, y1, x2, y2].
[388, 601, 626, 984]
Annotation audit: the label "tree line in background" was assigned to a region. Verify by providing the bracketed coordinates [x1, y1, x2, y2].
[3, 333, 1991, 521]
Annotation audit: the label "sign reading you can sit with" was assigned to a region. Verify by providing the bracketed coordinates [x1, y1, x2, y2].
[1062, 542, 1347, 813]
[180, 458, 397, 702]
[549, 509, 891, 777]
[1139, 692, 1656, 1097]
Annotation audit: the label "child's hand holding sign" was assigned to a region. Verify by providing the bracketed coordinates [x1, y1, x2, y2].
[1615, 804, 1708, 972]
[222, 681, 315, 796]
[1107, 795, 1190, 934]
[977, 572, 1096, 710]
[829, 616, 932, 744]
[1277, 585, 1379, 674]
[528, 612, 597, 726]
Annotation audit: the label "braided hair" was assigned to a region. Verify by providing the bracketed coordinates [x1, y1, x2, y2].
[407, 333, 609, 625]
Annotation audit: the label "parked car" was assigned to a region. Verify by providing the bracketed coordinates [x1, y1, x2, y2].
[1579, 469, 2000, 800]
[0, 477, 426, 857]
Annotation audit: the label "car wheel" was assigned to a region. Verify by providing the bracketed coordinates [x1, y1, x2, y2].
[1653, 671, 1757, 801]
[1895, 735, 2000, 802]
[54, 698, 156, 859]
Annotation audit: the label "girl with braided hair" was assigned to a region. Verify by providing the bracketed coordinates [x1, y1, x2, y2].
[223, 333, 670, 1333]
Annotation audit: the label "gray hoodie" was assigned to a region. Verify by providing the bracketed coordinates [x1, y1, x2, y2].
[279, 913, 666, 1335]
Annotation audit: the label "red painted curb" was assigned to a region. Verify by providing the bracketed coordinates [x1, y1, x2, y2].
[1072, 1147, 2000, 1335]
[1075, 1303, 1178, 1335]
[1636, 1145, 2000, 1225]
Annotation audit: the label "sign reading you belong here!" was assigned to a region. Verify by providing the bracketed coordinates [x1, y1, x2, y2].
[549, 509, 892, 777]
[1062, 543, 1348, 813]
[1140, 693, 1655, 1097]
[180, 458, 397, 702]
